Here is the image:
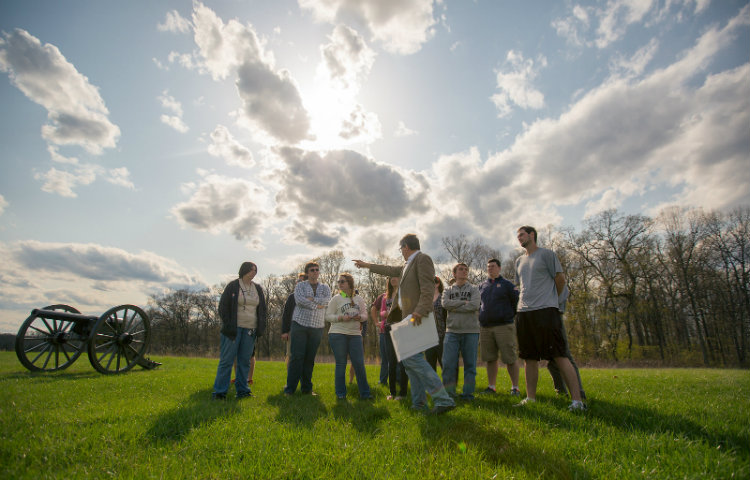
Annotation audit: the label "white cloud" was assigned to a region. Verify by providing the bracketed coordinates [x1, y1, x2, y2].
[299, 0, 438, 55]
[160, 114, 189, 133]
[0, 194, 7, 216]
[319, 24, 375, 93]
[394, 120, 417, 137]
[490, 50, 547, 118]
[338, 103, 382, 141]
[34, 164, 134, 197]
[207, 125, 255, 168]
[426, 5, 750, 243]
[158, 10, 192, 33]
[191, 2, 312, 144]
[171, 172, 270, 247]
[0, 29, 120, 154]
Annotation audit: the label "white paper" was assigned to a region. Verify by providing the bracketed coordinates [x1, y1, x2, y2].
[388, 312, 439, 362]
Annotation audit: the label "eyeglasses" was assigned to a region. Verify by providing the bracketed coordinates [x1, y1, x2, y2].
[337, 279, 348, 284]
[308, 268, 319, 272]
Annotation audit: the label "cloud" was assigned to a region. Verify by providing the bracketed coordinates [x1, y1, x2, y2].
[274, 146, 427, 226]
[319, 24, 375, 92]
[171, 172, 269, 246]
[158, 10, 192, 33]
[284, 219, 346, 247]
[0, 194, 7, 216]
[190, 2, 312, 144]
[394, 120, 417, 137]
[338, 103, 382, 140]
[207, 125, 255, 168]
[158, 90, 189, 133]
[490, 50, 547, 118]
[9, 240, 203, 286]
[33, 164, 134, 197]
[160, 114, 189, 133]
[427, 6, 750, 239]
[0, 29, 120, 154]
[299, 0, 438, 55]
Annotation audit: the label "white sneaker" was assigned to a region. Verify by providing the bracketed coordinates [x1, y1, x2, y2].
[568, 400, 587, 412]
[514, 397, 536, 407]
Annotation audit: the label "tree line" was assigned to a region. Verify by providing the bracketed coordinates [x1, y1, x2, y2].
[146, 204, 750, 368]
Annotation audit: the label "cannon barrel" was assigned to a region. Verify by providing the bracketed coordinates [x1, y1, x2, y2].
[30, 308, 99, 323]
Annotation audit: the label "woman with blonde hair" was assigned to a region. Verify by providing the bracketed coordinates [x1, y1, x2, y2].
[325, 273, 373, 400]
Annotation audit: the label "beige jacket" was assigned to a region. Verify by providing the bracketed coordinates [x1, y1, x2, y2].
[369, 251, 436, 324]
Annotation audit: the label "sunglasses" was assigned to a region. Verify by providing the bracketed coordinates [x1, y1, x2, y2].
[308, 268, 319, 272]
[337, 279, 348, 284]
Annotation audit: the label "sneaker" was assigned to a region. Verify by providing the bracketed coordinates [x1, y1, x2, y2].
[386, 395, 403, 401]
[568, 400, 587, 412]
[301, 391, 318, 396]
[236, 392, 254, 399]
[479, 387, 497, 395]
[211, 393, 227, 401]
[514, 397, 536, 407]
[510, 387, 521, 396]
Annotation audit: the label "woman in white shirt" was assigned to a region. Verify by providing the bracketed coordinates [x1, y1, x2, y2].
[325, 273, 373, 400]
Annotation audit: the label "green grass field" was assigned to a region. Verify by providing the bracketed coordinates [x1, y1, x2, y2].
[0, 351, 747, 479]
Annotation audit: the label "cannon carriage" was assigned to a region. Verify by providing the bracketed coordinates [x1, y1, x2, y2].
[15, 304, 160, 374]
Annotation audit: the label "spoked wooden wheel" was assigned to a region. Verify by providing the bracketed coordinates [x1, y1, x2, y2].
[15, 305, 87, 372]
[87, 304, 151, 374]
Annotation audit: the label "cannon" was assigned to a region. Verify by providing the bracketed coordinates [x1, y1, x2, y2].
[15, 304, 161, 374]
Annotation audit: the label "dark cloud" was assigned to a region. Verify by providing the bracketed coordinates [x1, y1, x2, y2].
[275, 147, 425, 226]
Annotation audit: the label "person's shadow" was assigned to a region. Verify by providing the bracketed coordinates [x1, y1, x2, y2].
[145, 389, 241, 443]
[329, 396, 391, 436]
[266, 392, 328, 429]
[419, 411, 591, 478]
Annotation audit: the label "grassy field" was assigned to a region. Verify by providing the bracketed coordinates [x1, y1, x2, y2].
[0, 351, 747, 479]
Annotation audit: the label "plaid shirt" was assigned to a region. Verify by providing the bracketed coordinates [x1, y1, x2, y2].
[292, 281, 331, 328]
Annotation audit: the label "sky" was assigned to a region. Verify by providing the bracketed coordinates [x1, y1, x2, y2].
[1, 0, 748, 332]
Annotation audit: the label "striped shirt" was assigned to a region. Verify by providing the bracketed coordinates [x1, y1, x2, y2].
[292, 280, 331, 328]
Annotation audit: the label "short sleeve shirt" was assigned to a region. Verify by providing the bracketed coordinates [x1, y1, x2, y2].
[515, 247, 563, 312]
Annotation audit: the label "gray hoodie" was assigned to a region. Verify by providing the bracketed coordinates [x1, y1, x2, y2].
[441, 282, 480, 334]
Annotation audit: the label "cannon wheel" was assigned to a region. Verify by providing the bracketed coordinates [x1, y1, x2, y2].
[15, 304, 87, 372]
[87, 304, 151, 374]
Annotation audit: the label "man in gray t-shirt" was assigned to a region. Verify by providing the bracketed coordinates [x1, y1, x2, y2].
[514, 226, 586, 412]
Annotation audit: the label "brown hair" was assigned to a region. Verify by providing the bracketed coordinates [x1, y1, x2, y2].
[339, 273, 355, 306]
[434, 276, 444, 294]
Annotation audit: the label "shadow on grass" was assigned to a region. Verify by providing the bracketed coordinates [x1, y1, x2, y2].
[329, 395, 391, 436]
[145, 389, 240, 443]
[420, 415, 591, 479]
[2, 370, 101, 381]
[266, 392, 328, 429]
[583, 398, 749, 455]
[482, 394, 748, 457]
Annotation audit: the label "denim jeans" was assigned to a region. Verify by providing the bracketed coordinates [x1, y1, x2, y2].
[424, 336, 444, 371]
[284, 322, 323, 394]
[401, 352, 455, 408]
[213, 328, 256, 397]
[441, 332, 479, 398]
[329, 333, 371, 398]
[378, 332, 389, 384]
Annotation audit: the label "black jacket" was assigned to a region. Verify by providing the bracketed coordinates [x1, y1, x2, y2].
[218, 279, 267, 340]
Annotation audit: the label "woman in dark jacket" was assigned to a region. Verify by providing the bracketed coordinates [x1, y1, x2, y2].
[212, 261, 267, 400]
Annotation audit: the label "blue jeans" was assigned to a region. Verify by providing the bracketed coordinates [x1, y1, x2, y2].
[441, 332, 479, 398]
[401, 352, 455, 408]
[378, 332, 389, 384]
[284, 322, 323, 394]
[213, 328, 256, 397]
[329, 333, 371, 398]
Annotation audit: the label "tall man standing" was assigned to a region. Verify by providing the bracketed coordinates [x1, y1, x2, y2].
[514, 226, 586, 411]
[354, 234, 456, 414]
[478, 258, 521, 396]
[284, 262, 330, 396]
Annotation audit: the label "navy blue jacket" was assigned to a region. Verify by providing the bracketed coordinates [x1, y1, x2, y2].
[478, 275, 519, 327]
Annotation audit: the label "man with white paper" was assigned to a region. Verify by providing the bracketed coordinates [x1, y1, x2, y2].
[353, 234, 455, 414]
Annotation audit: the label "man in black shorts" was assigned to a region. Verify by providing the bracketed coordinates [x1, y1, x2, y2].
[514, 226, 586, 412]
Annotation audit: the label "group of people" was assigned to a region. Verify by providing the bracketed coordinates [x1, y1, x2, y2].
[211, 228, 587, 413]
